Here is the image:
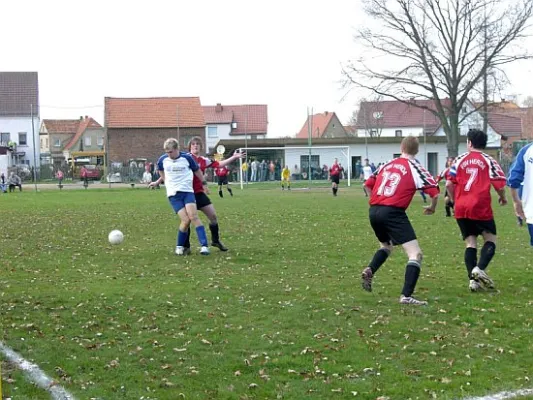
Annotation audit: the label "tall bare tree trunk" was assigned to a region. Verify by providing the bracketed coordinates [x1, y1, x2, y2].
[447, 114, 461, 158]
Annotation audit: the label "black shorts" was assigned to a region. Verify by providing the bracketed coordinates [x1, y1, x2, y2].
[217, 176, 229, 185]
[369, 205, 417, 245]
[456, 218, 497, 240]
[195, 192, 212, 209]
[331, 175, 340, 184]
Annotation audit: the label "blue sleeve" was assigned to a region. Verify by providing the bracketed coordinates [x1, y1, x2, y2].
[183, 153, 199, 172]
[157, 154, 166, 171]
[507, 145, 528, 188]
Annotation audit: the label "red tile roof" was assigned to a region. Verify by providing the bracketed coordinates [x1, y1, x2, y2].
[105, 97, 205, 128]
[486, 113, 522, 136]
[228, 105, 268, 135]
[64, 117, 102, 150]
[42, 119, 83, 135]
[296, 112, 336, 138]
[355, 99, 447, 133]
[203, 105, 234, 124]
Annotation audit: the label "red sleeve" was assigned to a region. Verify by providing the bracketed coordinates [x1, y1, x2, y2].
[365, 175, 377, 190]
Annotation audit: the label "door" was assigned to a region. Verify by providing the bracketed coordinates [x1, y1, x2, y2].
[352, 156, 362, 179]
[427, 152, 438, 177]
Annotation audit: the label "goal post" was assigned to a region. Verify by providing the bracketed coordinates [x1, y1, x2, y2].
[235, 146, 351, 190]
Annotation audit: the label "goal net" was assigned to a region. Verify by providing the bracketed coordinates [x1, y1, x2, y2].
[235, 146, 351, 190]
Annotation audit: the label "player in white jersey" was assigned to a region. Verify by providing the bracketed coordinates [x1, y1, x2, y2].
[507, 142, 533, 247]
[361, 159, 373, 197]
[150, 138, 210, 255]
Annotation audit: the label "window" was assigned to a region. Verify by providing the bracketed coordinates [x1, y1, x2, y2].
[18, 132, 27, 145]
[84, 137, 92, 146]
[300, 155, 320, 172]
[54, 138, 61, 147]
[395, 130, 402, 137]
[1, 132, 9, 144]
[208, 126, 218, 138]
[97, 136, 104, 146]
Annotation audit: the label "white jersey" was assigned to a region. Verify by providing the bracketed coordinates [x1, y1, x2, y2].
[508, 143, 533, 224]
[362, 165, 373, 180]
[157, 152, 198, 197]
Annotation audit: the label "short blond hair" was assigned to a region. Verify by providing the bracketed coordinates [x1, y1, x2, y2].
[163, 138, 179, 151]
[400, 136, 419, 156]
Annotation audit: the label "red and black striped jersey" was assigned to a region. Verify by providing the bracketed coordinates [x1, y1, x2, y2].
[189, 154, 219, 194]
[366, 157, 439, 209]
[447, 151, 506, 220]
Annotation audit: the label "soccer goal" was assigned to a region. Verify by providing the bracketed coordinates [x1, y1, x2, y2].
[236, 146, 351, 190]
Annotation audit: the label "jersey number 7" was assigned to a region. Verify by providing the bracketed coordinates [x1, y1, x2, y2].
[464, 167, 478, 192]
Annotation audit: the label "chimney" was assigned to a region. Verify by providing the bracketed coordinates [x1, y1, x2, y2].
[79, 116, 83, 120]
[85, 115, 88, 119]
[215, 103, 223, 112]
[324, 111, 329, 116]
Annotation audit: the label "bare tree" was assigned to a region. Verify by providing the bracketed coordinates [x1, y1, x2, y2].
[359, 98, 386, 137]
[522, 95, 533, 107]
[342, 0, 533, 157]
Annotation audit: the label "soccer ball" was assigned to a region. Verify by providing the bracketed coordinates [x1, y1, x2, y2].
[108, 230, 124, 245]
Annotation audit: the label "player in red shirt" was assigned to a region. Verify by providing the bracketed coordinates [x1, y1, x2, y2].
[215, 165, 233, 198]
[436, 157, 455, 217]
[329, 158, 341, 196]
[446, 129, 507, 292]
[183, 137, 244, 253]
[362, 136, 439, 305]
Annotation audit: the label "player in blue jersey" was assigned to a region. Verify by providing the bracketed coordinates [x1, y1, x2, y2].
[150, 138, 210, 255]
[507, 142, 533, 247]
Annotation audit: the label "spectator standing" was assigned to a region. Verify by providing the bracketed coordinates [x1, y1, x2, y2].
[0, 172, 7, 193]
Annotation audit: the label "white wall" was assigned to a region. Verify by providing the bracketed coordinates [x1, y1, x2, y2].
[283, 141, 468, 179]
[206, 123, 267, 152]
[206, 123, 232, 151]
[0, 116, 41, 167]
[0, 154, 12, 176]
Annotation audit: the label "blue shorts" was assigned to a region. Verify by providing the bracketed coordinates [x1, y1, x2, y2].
[528, 223, 533, 247]
[168, 192, 196, 213]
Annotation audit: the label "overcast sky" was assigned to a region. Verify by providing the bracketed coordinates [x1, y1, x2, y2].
[2, 0, 533, 137]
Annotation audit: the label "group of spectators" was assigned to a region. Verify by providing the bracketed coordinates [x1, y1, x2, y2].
[0, 172, 22, 193]
[242, 159, 282, 182]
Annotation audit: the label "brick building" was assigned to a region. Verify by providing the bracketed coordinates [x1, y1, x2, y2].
[105, 97, 205, 163]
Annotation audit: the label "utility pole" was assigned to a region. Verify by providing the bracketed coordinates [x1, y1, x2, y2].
[31, 104, 38, 191]
[483, 3, 489, 134]
[176, 105, 180, 147]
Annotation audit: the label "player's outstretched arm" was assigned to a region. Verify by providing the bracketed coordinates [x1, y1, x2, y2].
[217, 151, 246, 168]
[149, 171, 165, 188]
[423, 194, 439, 215]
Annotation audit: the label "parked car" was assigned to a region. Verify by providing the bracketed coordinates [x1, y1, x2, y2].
[79, 165, 102, 180]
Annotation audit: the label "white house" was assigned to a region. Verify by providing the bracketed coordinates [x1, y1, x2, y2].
[0, 72, 40, 169]
[203, 103, 268, 154]
[355, 99, 522, 148]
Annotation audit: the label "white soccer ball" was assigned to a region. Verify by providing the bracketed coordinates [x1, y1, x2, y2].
[108, 230, 124, 245]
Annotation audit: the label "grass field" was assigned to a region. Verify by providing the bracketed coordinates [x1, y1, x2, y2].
[1, 183, 532, 400]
